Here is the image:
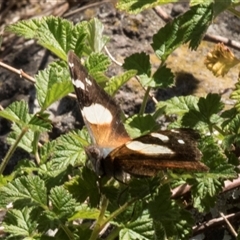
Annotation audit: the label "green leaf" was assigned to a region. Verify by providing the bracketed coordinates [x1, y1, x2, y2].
[125, 114, 159, 138]
[0, 174, 15, 188]
[190, 0, 213, 6]
[151, 65, 174, 88]
[0, 176, 47, 208]
[66, 167, 100, 207]
[8, 17, 87, 60]
[123, 52, 151, 76]
[86, 52, 111, 74]
[0, 101, 30, 125]
[73, 22, 88, 55]
[35, 61, 73, 110]
[6, 18, 42, 38]
[117, 0, 177, 14]
[188, 176, 223, 212]
[3, 207, 38, 238]
[128, 177, 160, 199]
[152, 3, 214, 61]
[39, 140, 57, 164]
[222, 114, 240, 150]
[69, 204, 100, 221]
[12, 159, 38, 176]
[84, 18, 109, 54]
[163, 209, 193, 239]
[212, 0, 233, 17]
[157, 95, 199, 116]
[198, 93, 224, 119]
[119, 210, 154, 240]
[49, 186, 77, 221]
[153, 221, 166, 240]
[149, 184, 176, 221]
[199, 135, 235, 172]
[149, 184, 193, 238]
[0, 101, 51, 137]
[182, 93, 224, 129]
[53, 130, 89, 168]
[28, 112, 52, 132]
[105, 70, 137, 96]
[36, 17, 75, 60]
[230, 80, 240, 112]
[39, 130, 88, 180]
[7, 123, 34, 153]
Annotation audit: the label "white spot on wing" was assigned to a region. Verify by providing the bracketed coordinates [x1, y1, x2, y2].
[73, 79, 85, 90]
[178, 139, 185, 144]
[151, 132, 169, 142]
[85, 77, 92, 86]
[83, 103, 113, 124]
[68, 62, 74, 68]
[126, 141, 174, 155]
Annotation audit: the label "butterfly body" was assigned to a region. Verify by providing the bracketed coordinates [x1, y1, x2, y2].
[67, 50, 208, 179]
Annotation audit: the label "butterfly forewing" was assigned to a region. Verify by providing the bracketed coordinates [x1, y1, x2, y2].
[68, 51, 130, 148]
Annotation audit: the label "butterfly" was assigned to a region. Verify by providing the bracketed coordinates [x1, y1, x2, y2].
[67, 50, 208, 180]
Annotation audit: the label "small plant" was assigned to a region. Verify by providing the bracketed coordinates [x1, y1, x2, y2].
[1, 1, 240, 239]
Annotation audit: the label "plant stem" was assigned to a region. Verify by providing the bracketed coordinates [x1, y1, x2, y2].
[213, 124, 226, 136]
[0, 127, 28, 174]
[60, 224, 75, 239]
[33, 131, 41, 165]
[139, 87, 151, 115]
[90, 195, 138, 240]
[101, 197, 138, 227]
[106, 226, 121, 240]
[90, 195, 109, 240]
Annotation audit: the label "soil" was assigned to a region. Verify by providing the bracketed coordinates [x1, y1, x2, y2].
[0, 1, 240, 239]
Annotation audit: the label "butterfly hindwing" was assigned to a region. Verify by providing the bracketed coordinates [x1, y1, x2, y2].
[103, 129, 208, 177]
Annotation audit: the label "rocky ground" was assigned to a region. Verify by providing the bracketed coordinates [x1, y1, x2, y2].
[0, 1, 240, 239]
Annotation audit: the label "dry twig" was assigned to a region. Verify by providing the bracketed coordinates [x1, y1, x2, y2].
[192, 211, 240, 236]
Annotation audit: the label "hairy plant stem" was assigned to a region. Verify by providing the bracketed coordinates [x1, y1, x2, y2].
[0, 127, 28, 174]
[61, 223, 75, 240]
[139, 86, 151, 115]
[90, 195, 138, 240]
[101, 197, 138, 229]
[33, 131, 41, 165]
[106, 226, 121, 240]
[213, 124, 226, 136]
[90, 195, 109, 240]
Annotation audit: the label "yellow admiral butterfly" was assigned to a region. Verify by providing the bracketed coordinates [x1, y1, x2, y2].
[68, 50, 208, 179]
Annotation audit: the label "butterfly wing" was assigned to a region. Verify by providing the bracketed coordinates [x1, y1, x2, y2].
[68, 51, 130, 149]
[104, 129, 208, 177]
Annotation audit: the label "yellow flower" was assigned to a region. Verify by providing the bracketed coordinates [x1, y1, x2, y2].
[204, 43, 240, 77]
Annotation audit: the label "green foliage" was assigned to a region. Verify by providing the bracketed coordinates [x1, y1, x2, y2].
[149, 184, 194, 239]
[117, 0, 177, 14]
[1, 2, 240, 239]
[152, 3, 214, 61]
[3, 207, 39, 238]
[35, 61, 73, 110]
[105, 69, 137, 96]
[230, 76, 240, 112]
[125, 114, 160, 138]
[123, 53, 174, 87]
